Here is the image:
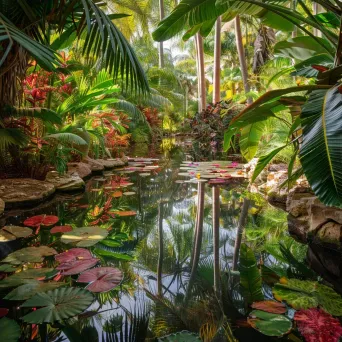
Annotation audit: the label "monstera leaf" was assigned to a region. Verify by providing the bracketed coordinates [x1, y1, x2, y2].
[248, 310, 292, 337]
[4, 281, 65, 300]
[21, 287, 94, 323]
[0, 226, 32, 242]
[157, 331, 201, 341]
[239, 244, 264, 304]
[294, 308, 342, 342]
[61, 227, 108, 247]
[0, 318, 21, 342]
[300, 86, 342, 207]
[1, 246, 57, 265]
[273, 278, 342, 316]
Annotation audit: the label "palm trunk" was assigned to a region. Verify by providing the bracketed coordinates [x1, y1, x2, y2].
[213, 17, 222, 104]
[234, 15, 252, 105]
[212, 185, 221, 296]
[292, 0, 298, 38]
[157, 202, 164, 296]
[232, 198, 250, 271]
[335, 18, 342, 66]
[159, 0, 165, 68]
[195, 33, 206, 112]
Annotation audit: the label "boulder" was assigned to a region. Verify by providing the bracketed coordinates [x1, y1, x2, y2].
[83, 157, 105, 172]
[67, 162, 92, 179]
[0, 179, 55, 208]
[0, 199, 4, 216]
[97, 158, 125, 169]
[45, 171, 85, 191]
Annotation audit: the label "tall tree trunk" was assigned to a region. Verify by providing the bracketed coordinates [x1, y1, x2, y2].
[292, 0, 298, 38]
[195, 33, 206, 112]
[159, 0, 165, 68]
[234, 15, 252, 105]
[212, 185, 221, 297]
[232, 198, 250, 271]
[213, 17, 222, 104]
[157, 202, 164, 296]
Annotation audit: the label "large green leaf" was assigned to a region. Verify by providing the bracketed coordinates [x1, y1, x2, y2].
[240, 121, 266, 161]
[61, 226, 108, 247]
[152, 0, 228, 42]
[299, 86, 342, 207]
[274, 36, 333, 61]
[1, 246, 57, 265]
[248, 310, 292, 337]
[273, 278, 342, 316]
[239, 244, 264, 304]
[291, 54, 334, 78]
[0, 318, 21, 342]
[21, 287, 94, 323]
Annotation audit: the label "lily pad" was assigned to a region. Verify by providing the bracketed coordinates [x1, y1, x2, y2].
[112, 191, 123, 198]
[4, 281, 66, 300]
[0, 317, 21, 342]
[61, 226, 108, 247]
[294, 308, 342, 342]
[77, 267, 123, 293]
[0, 268, 54, 288]
[157, 331, 201, 341]
[273, 278, 342, 316]
[1, 246, 57, 265]
[55, 248, 93, 263]
[0, 226, 32, 242]
[57, 258, 99, 276]
[0, 309, 8, 318]
[23, 215, 59, 227]
[248, 310, 292, 337]
[50, 225, 72, 234]
[0, 264, 18, 273]
[21, 287, 94, 323]
[251, 301, 287, 314]
[123, 192, 136, 196]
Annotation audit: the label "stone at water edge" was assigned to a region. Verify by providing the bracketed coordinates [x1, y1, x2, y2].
[45, 171, 85, 191]
[0, 199, 4, 216]
[67, 162, 92, 179]
[83, 157, 105, 172]
[97, 159, 125, 169]
[0, 179, 55, 208]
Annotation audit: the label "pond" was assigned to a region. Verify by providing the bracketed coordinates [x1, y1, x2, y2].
[0, 140, 341, 341]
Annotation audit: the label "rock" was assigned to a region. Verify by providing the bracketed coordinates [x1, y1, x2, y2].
[267, 188, 288, 210]
[0, 199, 4, 216]
[268, 163, 287, 172]
[83, 157, 105, 172]
[97, 158, 125, 169]
[316, 221, 342, 245]
[121, 155, 129, 164]
[0, 179, 55, 208]
[68, 162, 92, 179]
[45, 171, 85, 191]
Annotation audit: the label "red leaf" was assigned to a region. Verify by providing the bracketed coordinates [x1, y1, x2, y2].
[55, 248, 93, 263]
[0, 308, 9, 318]
[24, 215, 59, 227]
[294, 308, 342, 342]
[251, 301, 287, 314]
[311, 65, 329, 72]
[77, 267, 123, 293]
[50, 225, 72, 234]
[57, 259, 99, 275]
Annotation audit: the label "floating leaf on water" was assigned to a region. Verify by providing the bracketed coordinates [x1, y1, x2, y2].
[55, 248, 93, 263]
[248, 310, 292, 337]
[0, 268, 54, 288]
[0, 264, 18, 273]
[21, 287, 94, 323]
[77, 267, 123, 293]
[0, 226, 32, 242]
[251, 301, 287, 314]
[4, 281, 66, 301]
[294, 308, 342, 342]
[50, 225, 72, 234]
[0, 309, 8, 318]
[157, 331, 201, 341]
[0, 317, 21, 342]
[110, 211, 137, 217]
[57, 258, 99, 276]
[1, 246, 57, 265]
[273, 278, 342, 316]
[139, 173, 151, 177]
[90, 188, 102, 192]
[112, 191, 123, 198]
[123, 192, 136, 196]
[61, 227, 108, 247]
[23, 215, 59, 227]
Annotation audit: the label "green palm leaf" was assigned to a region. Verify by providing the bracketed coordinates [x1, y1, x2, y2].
[299, 86, 342, 207]
[0, 128, 29, 150]
[45, 133, 87, 146]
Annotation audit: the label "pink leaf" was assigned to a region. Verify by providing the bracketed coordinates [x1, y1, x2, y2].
[24, 215, 59, 227]
[55, 248, 93, 263]
[77, 267, 123, 293]
[294, 308, 342, 342]
[57, 258, 99, 275]
[50, 225, 72, 234]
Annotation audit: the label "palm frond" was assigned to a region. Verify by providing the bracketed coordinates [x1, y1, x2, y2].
[0, 128, 29, 150]
[45, 133, 87, 145]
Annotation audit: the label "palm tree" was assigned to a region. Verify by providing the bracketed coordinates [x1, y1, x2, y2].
[213, 17, 222, 104]
[159, 0, 166, 68]
[195, 33, 206, 112]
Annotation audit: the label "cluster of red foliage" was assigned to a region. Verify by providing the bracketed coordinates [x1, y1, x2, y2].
[142, 107, 161, 128]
